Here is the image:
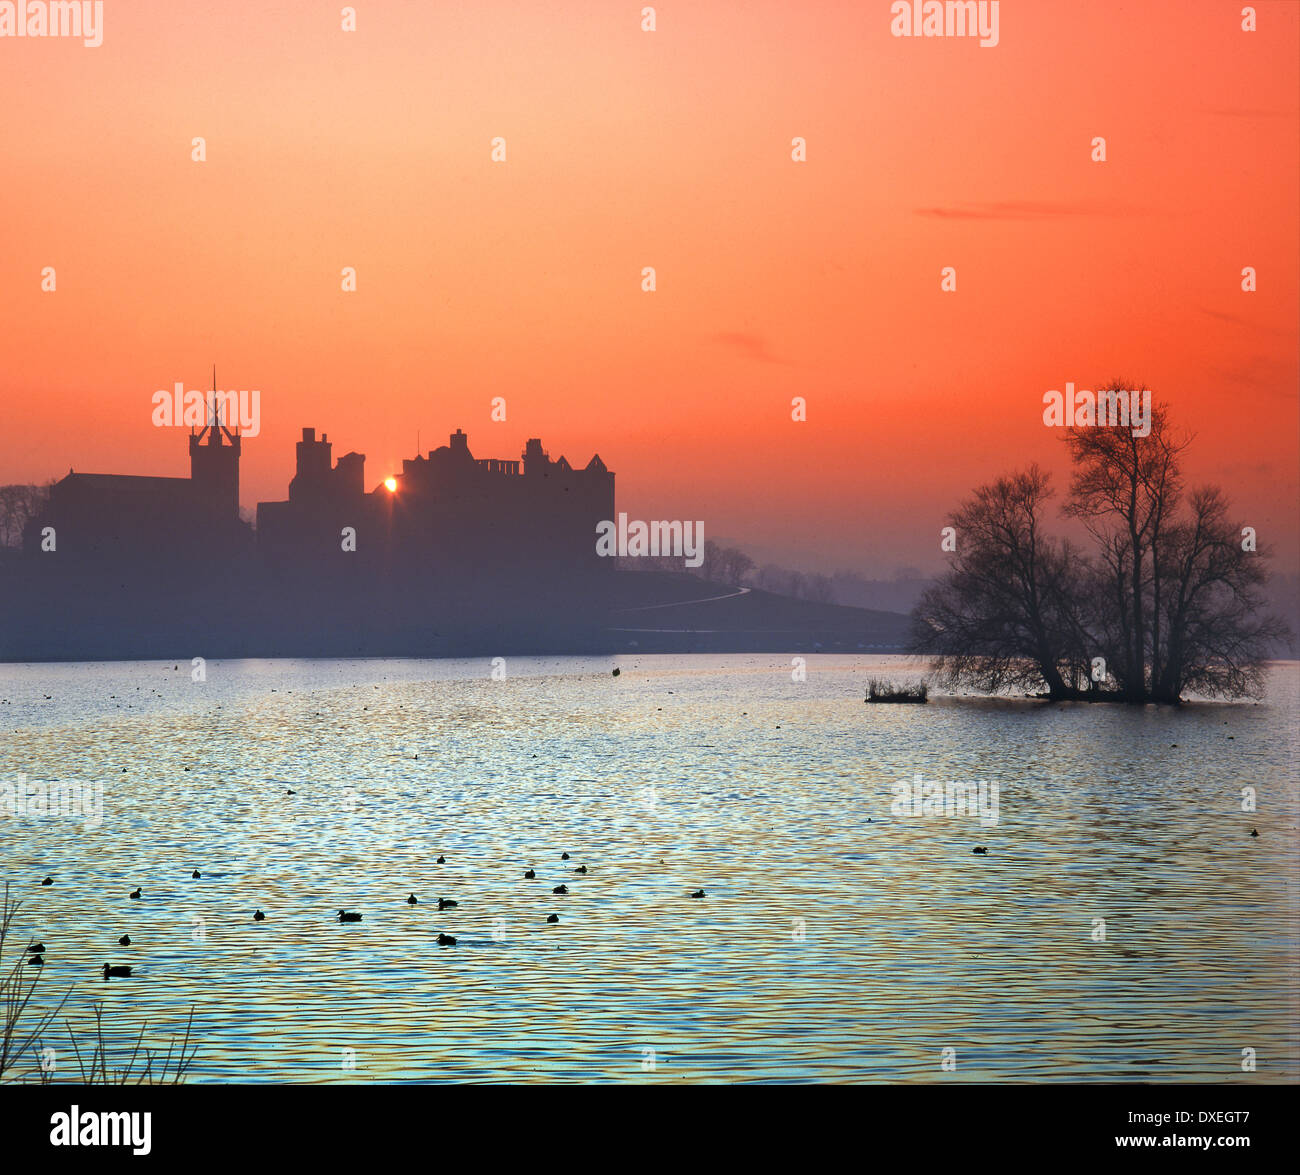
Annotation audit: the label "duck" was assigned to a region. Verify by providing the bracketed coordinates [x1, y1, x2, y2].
[573, 865, 588, 874]
[102, 964, 133, 979]
[436, 855, 446, 864]
[118, 934, 132, 945]
[553, 885, 568, 895]
[437, 933, 457, 946]
[407, 894, 419, 905]
[561, 853, 570, 860]
[972, 846, 988, 855]
[40, 877, 53, 886]
[690, 889, 705, 899]
[337, 910, 362, 923]
[191, 870, 201, 879]
[129, 888, 142, 899]
[438, 898, 459, 910]
[1250, 829, 1259, 838]
[253, 910, 265, 922]
[26, 954, 44, 966]
[26, 942, 45, 953]
[523, 869, 536, 879]
[546, 914, 559, 924]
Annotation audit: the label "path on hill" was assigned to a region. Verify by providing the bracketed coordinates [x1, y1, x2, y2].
[612, 585, 751, 614]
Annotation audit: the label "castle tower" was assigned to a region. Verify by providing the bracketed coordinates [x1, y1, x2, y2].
[189, 387, 241, 519]
[289, 427, 333, 501]
[523, 438, 549, 477]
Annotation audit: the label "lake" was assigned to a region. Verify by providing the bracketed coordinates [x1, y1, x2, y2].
[1, 655, 1296, 1083]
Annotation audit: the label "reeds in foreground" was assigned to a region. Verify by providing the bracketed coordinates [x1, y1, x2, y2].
[0, 880, 199, 1085]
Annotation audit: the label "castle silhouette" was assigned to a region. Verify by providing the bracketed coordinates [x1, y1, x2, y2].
[8, 411, 615, 659]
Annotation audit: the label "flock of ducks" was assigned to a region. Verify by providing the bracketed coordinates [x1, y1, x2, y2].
[26, 856, 710, 973]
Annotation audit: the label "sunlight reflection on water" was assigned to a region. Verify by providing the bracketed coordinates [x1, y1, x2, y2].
[1, 655, 1296, 1083]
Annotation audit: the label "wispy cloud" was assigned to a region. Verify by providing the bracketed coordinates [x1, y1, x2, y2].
[712, 331, 795, 365]
[1196, 306, 1292, 336]
[914, 200, 1147, 220]
[1202, 108, 1298, 119]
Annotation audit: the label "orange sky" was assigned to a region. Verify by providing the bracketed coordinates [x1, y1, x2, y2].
[2, 0, 1297, 575]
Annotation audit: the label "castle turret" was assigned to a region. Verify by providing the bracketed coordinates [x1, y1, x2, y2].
[189, 400, 241, 519]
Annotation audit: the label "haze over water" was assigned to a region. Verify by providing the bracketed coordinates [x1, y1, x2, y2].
[2, 655, 1296, 1083]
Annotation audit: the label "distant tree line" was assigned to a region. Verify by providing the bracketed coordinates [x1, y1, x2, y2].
[616, 542, 935, 609]
[910, 390, 1289, 703]
[0, 485, 50, 548]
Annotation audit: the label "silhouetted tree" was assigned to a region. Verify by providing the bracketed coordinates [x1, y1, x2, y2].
[916, 395, 1287, 702]
[0, 485, 50, 548]
[722, 548, 754, 586]
[806, 573, 835, 604]
[910, 465, 1089, 699]
[1063, 388, 1190, 700]
[1152, 485, 1287, 700]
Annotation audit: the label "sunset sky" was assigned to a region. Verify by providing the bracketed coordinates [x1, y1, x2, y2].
[2, 0, 1297, 576]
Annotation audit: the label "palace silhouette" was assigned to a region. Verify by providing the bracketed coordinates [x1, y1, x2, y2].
[8, 413, 615, 659]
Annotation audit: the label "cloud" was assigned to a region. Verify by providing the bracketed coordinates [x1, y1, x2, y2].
[913, 200, 1146, 220]
[1202, 108, 1298, 119]
[1196, 306, 1292, 336]
[711, 331, 795, 365]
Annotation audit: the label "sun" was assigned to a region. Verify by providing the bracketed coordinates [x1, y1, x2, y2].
[384, 477, 397, 492]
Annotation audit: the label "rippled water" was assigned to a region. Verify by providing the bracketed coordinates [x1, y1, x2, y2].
[1, 655, 1297, 1083]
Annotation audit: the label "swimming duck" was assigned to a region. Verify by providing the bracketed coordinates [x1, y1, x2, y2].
[690, 890, 705, 899]
[407, 894, 419, 905]
[253, 910, 265, 921]
[553, 885, 568, 895]
[118, 935, 132, 945]
[546, 914, 559, 923]
[40, 877, 53, 886]
[437, 933, 457, 946]
[129, 888, 142, 899]
[573, 865, 588, 874]
[27, 942, 45, 953]
[438, 898, 459, 910]
[561, 853, 570, 860]
[972, 846, 988, 855]
[524, 869, 536, 879]
[191, 870, 201, 879]
[26, 954, 43, 966]
[337, 910, 362, 922]
[102, 964, 132, 979]
[436, 855, 446, 864]
[1250, 829, 1259, 837]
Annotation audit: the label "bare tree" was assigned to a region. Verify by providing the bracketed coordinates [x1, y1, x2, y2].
[806, 573, 835, 604]
[1063, 388, 1190, 699]
[0, 485, 50, 548]
[1153, 486, 1288, 700]
[720, 547, 754, 586]
[699, 540, 725, 583]
[910, 465, 1088, 698]
[916, 395, 1286, 703]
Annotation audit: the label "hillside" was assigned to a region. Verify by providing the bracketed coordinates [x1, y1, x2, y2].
[605, 570, 911, 653]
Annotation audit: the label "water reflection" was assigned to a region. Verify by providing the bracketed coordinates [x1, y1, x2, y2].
[1, 656, 1295, 1083]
